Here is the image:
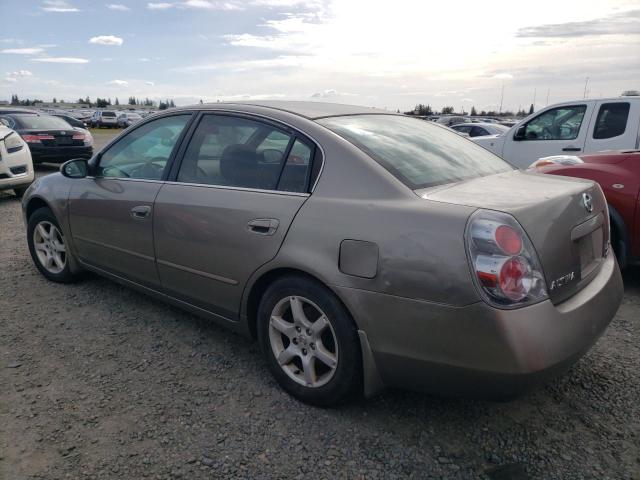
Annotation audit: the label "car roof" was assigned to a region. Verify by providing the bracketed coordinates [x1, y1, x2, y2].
[0, 108, 38, 115]
[181, 101, 394, 120]
[452, 122, 505, 128]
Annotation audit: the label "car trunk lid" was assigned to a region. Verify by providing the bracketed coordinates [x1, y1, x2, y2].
[416, 170, 608, 304]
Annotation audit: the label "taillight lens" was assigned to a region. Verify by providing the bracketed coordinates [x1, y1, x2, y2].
[466, 209, 547, 308]
[22, 134, 54, 143]
[73, 131, 93, 146]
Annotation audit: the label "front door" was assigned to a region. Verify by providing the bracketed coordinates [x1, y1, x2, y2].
[68, 113, 192, 287]
[503, 103, 594, 168]
[153, 113, 316, 319]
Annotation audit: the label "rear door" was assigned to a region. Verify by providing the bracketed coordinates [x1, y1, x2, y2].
[584, 100, 640, 153]
[68, 113, 193, 287]
[153, 113, 316, 319]
[502, 103, 595, 168]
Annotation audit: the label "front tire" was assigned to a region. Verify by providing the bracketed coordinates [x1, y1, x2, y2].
[257, 275, 362, 406]
[27, 207, 78, 283]
[13, 186, 28, 198]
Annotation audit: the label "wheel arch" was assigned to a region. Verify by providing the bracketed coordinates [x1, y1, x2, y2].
[243, 265, 383, 397]
[25, 196, 52, 220]
[608, 203, 629, 269]
[243, 267, 355, 340]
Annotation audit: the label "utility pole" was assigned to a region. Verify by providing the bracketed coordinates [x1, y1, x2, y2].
[498, 84, 504, 114]
[583, 77, 590, 99]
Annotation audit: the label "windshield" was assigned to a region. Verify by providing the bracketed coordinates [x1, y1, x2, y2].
[317, 115, 513, 189]
[14, 115, 73, 130]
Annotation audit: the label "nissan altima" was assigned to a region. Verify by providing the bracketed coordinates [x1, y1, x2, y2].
[21, 101, 623, 406]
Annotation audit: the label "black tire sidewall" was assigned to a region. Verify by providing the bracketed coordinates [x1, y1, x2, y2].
[27, 207, 75, 283]
[257, 275, 362, 406]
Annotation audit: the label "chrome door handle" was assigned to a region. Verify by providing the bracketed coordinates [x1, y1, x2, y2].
[247, 218, 279, 236]
[130, 205, 151, 219]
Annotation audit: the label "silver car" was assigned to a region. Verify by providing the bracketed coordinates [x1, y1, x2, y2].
[22, 102, 623, 406]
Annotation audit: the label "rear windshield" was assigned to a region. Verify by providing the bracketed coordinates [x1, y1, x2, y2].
[14, 115, 73, 130]
[317, 115, 513, 189]
[102, 111, 116, 117]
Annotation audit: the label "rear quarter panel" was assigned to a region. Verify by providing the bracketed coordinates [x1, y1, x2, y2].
[543, 161, 640, 257]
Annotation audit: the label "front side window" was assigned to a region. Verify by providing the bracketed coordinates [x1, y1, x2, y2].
[318, 115, 512, 189]
[593, 102, 629, 139]
[97, 114, 191, 180]
[521, 105, 587, 141]
[177, 114, 314, 193]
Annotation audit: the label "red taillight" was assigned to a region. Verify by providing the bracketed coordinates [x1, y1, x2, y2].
[466, 210, 547, 308]
[22, 134, 54, 143]
[499, 256, 530, 301]
[72, 133, 85, 140]
[495, 225, 522, 255]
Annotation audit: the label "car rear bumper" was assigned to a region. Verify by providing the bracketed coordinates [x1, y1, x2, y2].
[335, 253, 623, 398]
[29, 145, 93, 163]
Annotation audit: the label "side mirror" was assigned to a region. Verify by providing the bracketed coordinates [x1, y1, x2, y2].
[513, 125, 527, 141]
[60, 158, 89, 178]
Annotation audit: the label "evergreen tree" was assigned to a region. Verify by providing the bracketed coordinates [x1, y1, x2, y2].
[115, 97, 119, 105]
[528, 104, 534, 115]
[470, 106, 478, 116]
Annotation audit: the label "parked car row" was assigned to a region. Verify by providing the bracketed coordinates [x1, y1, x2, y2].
[19, 100, 624, 406]
[0, 111, 93, 165]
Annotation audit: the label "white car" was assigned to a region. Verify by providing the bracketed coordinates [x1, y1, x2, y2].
[117, 112, 143, 128]
[472, 95, 640, 168]
[0, 124, 34, 197]
[90, 110, 119, 128]
[450, 122, 510, 137]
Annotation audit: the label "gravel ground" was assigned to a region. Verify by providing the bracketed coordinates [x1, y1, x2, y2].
[1, 135, 639, 479]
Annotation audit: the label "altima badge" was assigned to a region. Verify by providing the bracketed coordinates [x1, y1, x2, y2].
[582, 193, 593, 213]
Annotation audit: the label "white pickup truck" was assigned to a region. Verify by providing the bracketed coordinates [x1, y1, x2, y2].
[473, 95, 640, 169]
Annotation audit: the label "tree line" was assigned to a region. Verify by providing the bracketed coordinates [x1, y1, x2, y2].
[406, 103, 535, 117]
[8, 94, 177, 110]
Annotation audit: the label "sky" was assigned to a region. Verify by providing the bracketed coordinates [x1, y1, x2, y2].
[1, 0, 639, 112]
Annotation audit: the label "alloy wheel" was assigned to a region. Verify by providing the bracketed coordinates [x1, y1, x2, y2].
[268, 296, 339, 388]
[33, 221, 67, 274]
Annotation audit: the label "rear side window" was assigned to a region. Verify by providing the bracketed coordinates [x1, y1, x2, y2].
[318, 115, 512, 189]
[593, 102, 630, 139]
[470, 126, 489, 137]
[177, 115, 314, 193]
[102, 111, 116, 117]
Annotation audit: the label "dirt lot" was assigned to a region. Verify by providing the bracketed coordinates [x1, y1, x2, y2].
[1, 133, 639, 479]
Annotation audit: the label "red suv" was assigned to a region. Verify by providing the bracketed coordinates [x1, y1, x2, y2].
[533, 151, 639, 268]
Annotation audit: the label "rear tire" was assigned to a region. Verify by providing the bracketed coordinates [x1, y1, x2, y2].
[27, 207, 79, 283]
[257, 275, 362, 406]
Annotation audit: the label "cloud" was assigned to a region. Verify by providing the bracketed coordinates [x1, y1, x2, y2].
[492, 73, 514, 80]
[89, 35, 124, 46]
[3, 70, 33, 83]
[32, 57, 89, 63]
[147, 2, 173, 9]
[517, 9, 640, 38]
[1, 47, 45, 55]
[107, 79, 129, 86]
[7, 70, 33, 77]
[182, 0, 242, 9]
[145, 81, 155, 86]
[41, 0, 79, 12]
[311, 88, 338, 98]
[107, 3, 130, 11]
